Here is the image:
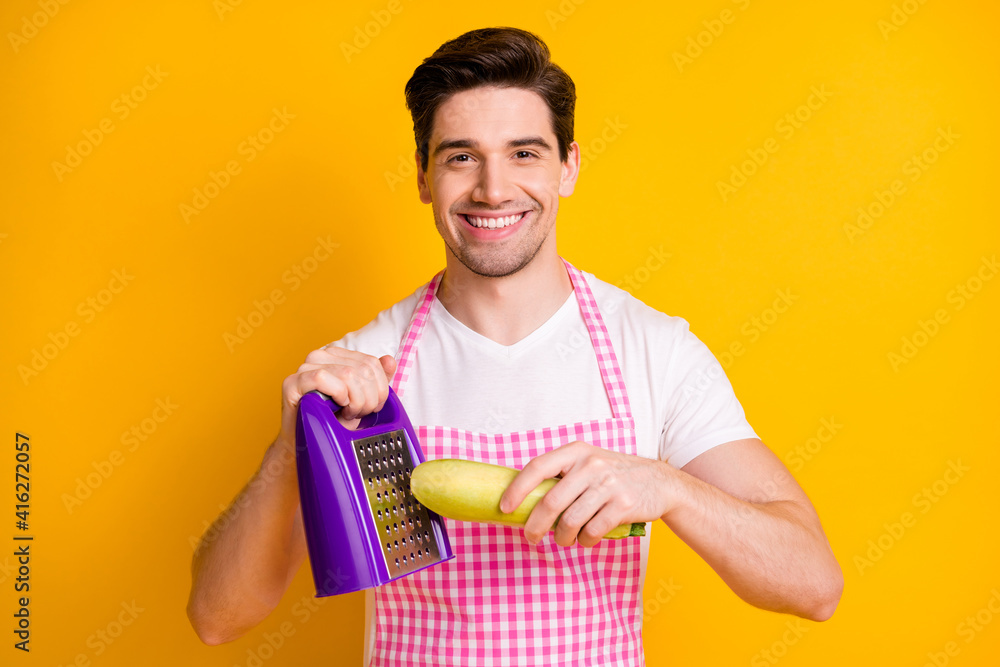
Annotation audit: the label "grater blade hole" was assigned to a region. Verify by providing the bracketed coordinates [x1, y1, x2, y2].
[354, 429, 443, 578]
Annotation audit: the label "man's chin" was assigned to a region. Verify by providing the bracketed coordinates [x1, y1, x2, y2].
[447, 244, 542, 279]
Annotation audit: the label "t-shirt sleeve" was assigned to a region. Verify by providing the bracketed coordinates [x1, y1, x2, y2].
[658, 319, 759, 468]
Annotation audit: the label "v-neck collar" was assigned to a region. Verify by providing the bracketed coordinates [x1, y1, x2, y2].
[430, 288, 578, 360]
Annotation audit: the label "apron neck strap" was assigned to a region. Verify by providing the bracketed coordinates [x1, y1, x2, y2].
[391, 257, 633, 420]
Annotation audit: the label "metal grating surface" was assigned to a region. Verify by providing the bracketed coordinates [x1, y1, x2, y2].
[351, 429, 442, 578]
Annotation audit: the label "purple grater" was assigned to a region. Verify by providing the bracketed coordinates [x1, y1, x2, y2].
[295, 387, 454, 597]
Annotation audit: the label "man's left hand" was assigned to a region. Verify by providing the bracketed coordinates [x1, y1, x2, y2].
[499, 440, 673, 547]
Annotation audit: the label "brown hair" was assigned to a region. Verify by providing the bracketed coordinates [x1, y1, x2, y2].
[404, 27, 576, 172]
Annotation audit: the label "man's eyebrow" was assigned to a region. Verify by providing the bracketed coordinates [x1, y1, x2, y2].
[433, 138, 477, 157]
[432, 136, 553, 157]
[507, 136, 553, 151]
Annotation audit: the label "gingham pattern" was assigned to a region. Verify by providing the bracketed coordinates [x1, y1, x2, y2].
[375, 258, 643, 666]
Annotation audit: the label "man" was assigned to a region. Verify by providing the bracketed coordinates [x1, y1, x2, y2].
[187, 27, 843, 666]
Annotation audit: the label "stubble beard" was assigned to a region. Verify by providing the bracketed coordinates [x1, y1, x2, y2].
[435, 205, 550, 279]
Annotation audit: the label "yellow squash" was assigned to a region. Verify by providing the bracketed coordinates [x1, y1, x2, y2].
[409, 458, 645, 539]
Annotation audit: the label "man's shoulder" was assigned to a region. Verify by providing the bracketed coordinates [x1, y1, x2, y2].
[578, 266, 692, 337]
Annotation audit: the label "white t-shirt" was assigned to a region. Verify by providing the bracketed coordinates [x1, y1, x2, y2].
[325, 266, 758, 666]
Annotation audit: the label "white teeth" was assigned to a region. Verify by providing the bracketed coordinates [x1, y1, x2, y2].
[466, 213, 524, 229]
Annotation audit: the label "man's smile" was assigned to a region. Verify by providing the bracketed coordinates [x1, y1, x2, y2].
[459, 210, 530, 229]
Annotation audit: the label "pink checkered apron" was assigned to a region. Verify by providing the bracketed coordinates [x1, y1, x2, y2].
[372, 257, 644, 666]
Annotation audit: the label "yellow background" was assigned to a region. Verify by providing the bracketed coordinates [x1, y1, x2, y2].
[2, 0, 998, 664]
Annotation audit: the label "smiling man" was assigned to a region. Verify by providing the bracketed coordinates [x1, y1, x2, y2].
[187, 27, 843, 666]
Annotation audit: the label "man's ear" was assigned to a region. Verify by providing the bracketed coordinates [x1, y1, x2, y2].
[558, 141, 581, 197]
[416, 150, 432, 204]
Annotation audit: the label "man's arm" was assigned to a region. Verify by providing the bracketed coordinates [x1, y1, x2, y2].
[661, 438, 843, 620]
[500, 438, 843, 621]
[186, 435, 308, 645]
[186, 347, 397, 644]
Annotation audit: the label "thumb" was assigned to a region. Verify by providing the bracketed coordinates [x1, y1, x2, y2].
[379, 355, 397, 382]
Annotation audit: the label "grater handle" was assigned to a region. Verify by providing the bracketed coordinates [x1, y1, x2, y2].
[305, 387, 407, 438]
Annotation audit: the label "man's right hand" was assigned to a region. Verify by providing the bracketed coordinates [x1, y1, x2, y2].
[278, 346, 398, 447]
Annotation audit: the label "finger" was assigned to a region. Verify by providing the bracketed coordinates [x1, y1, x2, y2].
[341, 354, 387, 415]
[529, 480, 609, 546]
[576, 504, 623, 548]
[303, 345, 357, 365]
[297, 367, 348, 408]
[304, 345, 379, 368]
[499, 443, 583, 514]
[295, 361, 324, 374]
[299, 355, 388, 418]
[522, 472, 591, 544]
[379, 355, 397, 383]
[521, 478, 582, 545]
[303, 348, 333, 365]
[325, 364, 381, 420]
[295, 366, 371, 420]
[552, 487, 616, 547]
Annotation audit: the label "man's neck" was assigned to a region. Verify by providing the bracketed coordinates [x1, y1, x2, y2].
[436, 252, 573, 347]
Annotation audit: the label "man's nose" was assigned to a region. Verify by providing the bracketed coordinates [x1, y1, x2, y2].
[472, 159, 516, 205]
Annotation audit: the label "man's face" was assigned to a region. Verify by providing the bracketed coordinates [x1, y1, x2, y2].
[417, 86, 579, 278]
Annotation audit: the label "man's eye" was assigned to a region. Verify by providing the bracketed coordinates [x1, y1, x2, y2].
[449, 154, 471, 163]
[515, 151, 535, 159]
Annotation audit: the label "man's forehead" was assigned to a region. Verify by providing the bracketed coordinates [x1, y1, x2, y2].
[430, 86, 554, 145]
